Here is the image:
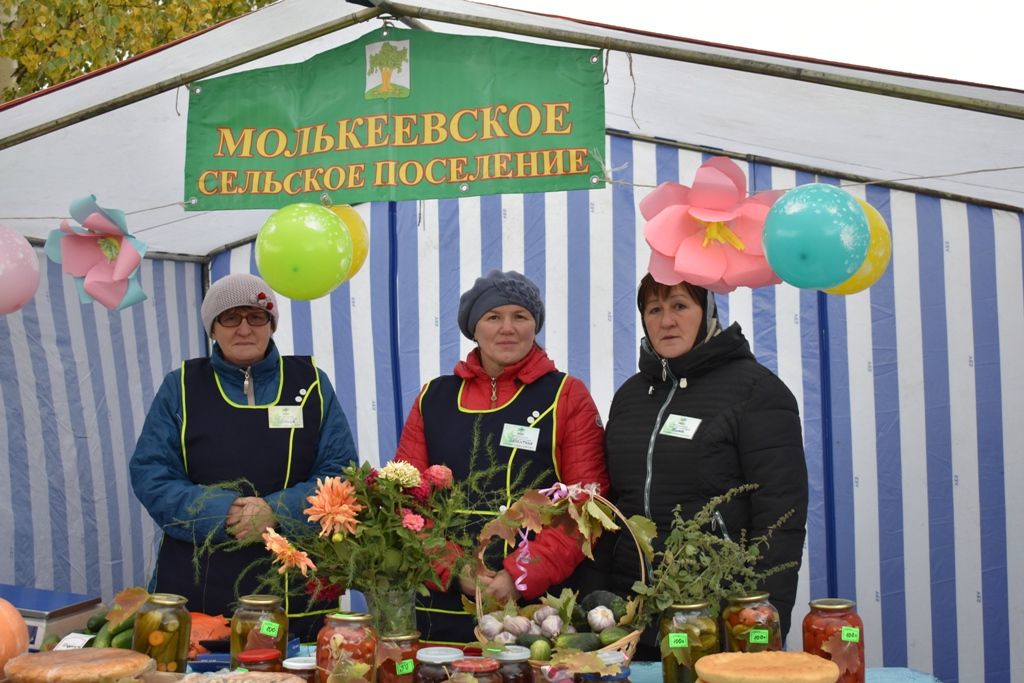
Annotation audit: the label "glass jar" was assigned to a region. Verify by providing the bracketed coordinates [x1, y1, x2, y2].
[282, 656, 320, 683]
[658, 602, 719, 683]
[317, 612, 378, 683]
[237, 647, 283, 672]
[132, 593, 191, 674]
[802, 598, 865, 683]
[449, 656, 502, 683]
[379, 631, 421, 683]
[231, 594, 289, 668]
[492, 645, 531, 683]
[414, 646, 465, 683]
[721, 593, 781, 653]
[575, 651, 631, 683]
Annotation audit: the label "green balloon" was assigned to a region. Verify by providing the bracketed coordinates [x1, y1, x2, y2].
[255, 203, 353, 300]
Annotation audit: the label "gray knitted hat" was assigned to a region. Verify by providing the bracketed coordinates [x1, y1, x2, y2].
[200, 273, 279, 335]
[458, 270, 544, 340]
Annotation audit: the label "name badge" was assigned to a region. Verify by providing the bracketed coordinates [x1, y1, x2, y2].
[268, 405, 304, 429]
[499, 423, 540, 451]
[659, 413, 701, 440]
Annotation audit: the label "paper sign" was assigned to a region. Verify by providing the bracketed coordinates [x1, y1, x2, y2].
[54, 632, 95, 650]
[268, 406, 304, 429]
[500, 423, 540, 451]
[841, 626, 860, 642]
[397, 659, 415, 675]
[659, 414, 701, 440]
[748, 629, 769, 644]
[259, 620, 280, 637]
[668, 633, 689, 648]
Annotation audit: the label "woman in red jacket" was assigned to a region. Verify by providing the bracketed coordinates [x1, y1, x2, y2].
[395, 269, 609, 644]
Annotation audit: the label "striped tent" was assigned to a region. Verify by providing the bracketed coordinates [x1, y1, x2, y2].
[3, 138, 1019, 682]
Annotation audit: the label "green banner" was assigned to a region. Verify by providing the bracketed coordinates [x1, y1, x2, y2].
[184, 27, 605, 210]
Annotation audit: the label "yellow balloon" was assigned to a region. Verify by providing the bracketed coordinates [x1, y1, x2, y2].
[825, 199, 892, 295]
[329, 205, 369, 280]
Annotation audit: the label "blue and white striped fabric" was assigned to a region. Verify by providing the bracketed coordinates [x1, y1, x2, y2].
[0, 255, 205, 601]
[2, 136, 1020, 682]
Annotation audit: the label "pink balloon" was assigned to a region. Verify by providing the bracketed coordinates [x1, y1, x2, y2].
[0, 225, 41, 314]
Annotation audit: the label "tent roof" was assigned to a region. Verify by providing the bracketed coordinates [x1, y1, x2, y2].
[1, 0, 1021, 257]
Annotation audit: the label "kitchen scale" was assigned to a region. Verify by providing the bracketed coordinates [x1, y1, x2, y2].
[0, 583, 104, 650]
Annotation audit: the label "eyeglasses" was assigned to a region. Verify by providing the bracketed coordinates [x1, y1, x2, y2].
[216, 309, 272, 328]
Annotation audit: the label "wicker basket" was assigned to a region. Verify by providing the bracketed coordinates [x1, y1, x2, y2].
[472, 492, 647, 665]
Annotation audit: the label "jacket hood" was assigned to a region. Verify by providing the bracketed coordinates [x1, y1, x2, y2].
[639, 322, 753, 382]
[455, 343, 556, 383]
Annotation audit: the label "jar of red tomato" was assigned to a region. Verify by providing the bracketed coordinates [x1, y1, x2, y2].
[448, 656, 502, 683]
[379, 631, 421, 683]
[316, 612, 378, 683]
[721, 593, 781, 652]
[802, 598, 864, 683]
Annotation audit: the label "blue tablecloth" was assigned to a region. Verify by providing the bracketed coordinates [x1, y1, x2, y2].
[626, 660, 940, 682]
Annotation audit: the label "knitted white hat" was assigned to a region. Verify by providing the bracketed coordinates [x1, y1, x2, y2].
[200, 273, 278, 335]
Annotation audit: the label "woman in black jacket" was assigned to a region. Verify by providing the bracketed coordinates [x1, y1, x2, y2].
[604, 274, 808, 650]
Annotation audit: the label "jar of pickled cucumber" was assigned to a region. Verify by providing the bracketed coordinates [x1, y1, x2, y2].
[721, 593, 781, 653]
[132, 593, 191, 674]
[316, 612, 377, 683]
[658, 601, 719, 683]
[802, 598, 864, 683]
[230, 594, 289, 668]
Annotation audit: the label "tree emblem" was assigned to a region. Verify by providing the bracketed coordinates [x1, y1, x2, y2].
[365, 41, 410, 99]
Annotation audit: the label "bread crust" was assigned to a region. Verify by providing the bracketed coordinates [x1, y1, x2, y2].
[4, 648, 156, 682]
[694, 651, 840, 683]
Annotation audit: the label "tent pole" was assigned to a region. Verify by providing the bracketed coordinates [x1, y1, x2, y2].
[381, 1, 1024, 121]
[0, 5, 386, 151]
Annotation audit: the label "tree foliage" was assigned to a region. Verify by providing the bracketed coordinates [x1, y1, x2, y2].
[0, 0, 275, 102]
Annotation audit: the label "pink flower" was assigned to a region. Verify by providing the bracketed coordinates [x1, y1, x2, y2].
[406, 481, 431, 503]
[401, 509, 425, 532]
[422, 465, 454, 489]
[640, 157, 781, 293]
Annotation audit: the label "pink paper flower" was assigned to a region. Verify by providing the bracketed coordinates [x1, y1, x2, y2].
[639, 157, 781, 293]
[422, 465, 453, 489]
[43, 195, 148, 310]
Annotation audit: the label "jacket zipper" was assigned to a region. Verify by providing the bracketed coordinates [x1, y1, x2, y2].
[643, 358, 685, 520]
[242, 367, 255, 406]
[490, 377, 498, 408]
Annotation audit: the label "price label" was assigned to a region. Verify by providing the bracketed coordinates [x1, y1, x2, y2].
[397, 659, 415, 675]
[841, 626, 861, 642]
[748, 629, 769, 644]
[668, 633, 689, 648]
[259, 620, 280, 637]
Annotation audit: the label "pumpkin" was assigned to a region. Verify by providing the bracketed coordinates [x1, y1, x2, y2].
[0, 597, 30, 670]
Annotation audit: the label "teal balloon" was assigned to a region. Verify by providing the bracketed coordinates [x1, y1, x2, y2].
[255, 203, 353, 300]
[762, 184, 870, 289]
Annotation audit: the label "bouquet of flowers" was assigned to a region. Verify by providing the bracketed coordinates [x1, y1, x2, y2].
[262, 460, 477, 635]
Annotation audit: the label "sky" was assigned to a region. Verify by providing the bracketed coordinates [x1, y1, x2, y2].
[481, 0, 1023, 90]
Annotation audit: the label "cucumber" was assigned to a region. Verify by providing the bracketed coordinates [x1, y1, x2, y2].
[91, 622, 113, 648]
[554, 632, 602, 652]
[598, 626, 631, 646]
[109, 613, 136, 636]
[111, 628, 134, 649]
[86, 610, 109, 633]
[529, 639, 552, 662]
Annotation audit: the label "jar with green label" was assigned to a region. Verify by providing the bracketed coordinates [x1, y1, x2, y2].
[230, 594, 289, 668]
[802, 598, 864, 683]
[658, 602, 719, 683]
[378, 631, 421, 683]
[132, 593, 191, 674]
[316, 612, 377, 683]
[721, 593, 781, 653]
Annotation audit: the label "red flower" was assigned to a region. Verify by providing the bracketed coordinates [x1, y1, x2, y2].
[305, 576, 346, 602]
[406, 481, 430, 503]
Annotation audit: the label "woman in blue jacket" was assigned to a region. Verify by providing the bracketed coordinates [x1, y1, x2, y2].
[130, 273, 357, 620]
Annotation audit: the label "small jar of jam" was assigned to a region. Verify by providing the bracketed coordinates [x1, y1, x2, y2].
[317, 612, 377, 683]
[802, 598, 865, 683]
[492, 645, 531, 683]
[449, 656, 502, 683]
[132, 593, 191, 674]
[659, 601, 719, 683]
[414, 646, 465, 683]
[231, 594, 289, 668]
[282, 656, 320, 683]
[721, 593, 781, 652]
[379, 631, 421, 683]
[237, 647, 283, 672]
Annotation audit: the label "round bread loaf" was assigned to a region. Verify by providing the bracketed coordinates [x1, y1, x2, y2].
[694, 651, 840, 683]
[4, 648, 155, 682]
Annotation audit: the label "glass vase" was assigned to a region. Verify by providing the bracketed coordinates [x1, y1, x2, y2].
[364, 587, 418, 638]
